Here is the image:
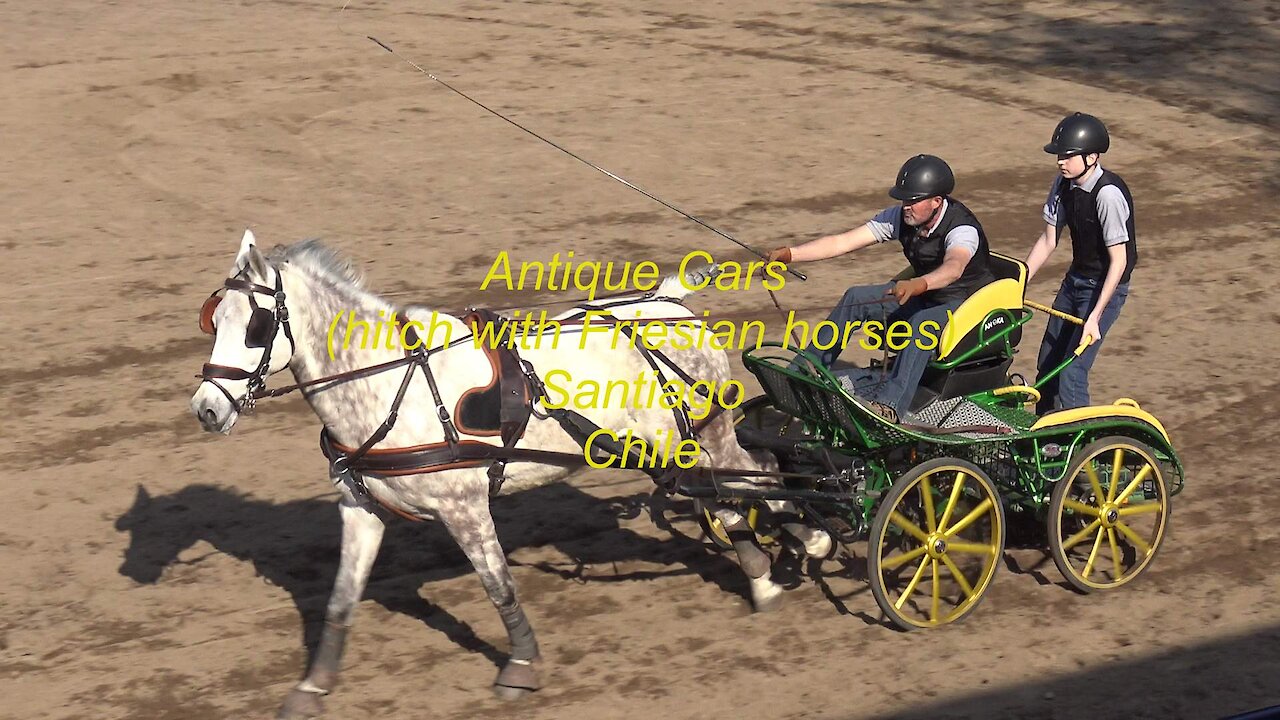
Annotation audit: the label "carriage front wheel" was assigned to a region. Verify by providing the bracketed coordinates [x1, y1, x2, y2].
[1046, 436, 1170, 593]
[868, 458, 1006, 631]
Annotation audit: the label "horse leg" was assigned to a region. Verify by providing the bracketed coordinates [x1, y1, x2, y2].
[279, 494, 385, 720]
[745, 448, 834, 559]
[747, 450, 839, 558]
[438, 495, 542, 700]
[693, 416, 790, 611]
[710, 502, 785, 612]
[699, 413, 835, 609]
[772, 503, 835, 558]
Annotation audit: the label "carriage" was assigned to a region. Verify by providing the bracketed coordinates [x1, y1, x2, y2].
[193, 235, 1185, 714]
[684, 251, 1184, 630]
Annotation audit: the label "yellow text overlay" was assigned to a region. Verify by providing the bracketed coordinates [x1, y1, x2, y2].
[325, 309, 956, 359]
[542, 369, 744, 420]
[479, 250, 787, 300]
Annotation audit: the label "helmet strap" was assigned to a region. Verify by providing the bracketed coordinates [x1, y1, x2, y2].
[918, 196, 944, 232]
[1066, 153, 1098, 183]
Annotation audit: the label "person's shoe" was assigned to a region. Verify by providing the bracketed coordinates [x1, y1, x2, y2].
[866, 400, 899, 424]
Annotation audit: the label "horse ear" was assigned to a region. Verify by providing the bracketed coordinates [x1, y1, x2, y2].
[232, 228, 258, 277]
[232, 229, 271, 281]
[247, 244, 271, 281]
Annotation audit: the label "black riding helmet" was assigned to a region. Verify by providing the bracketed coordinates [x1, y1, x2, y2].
[1044, 112, 1110, 156]
[888, 154, 955, 202]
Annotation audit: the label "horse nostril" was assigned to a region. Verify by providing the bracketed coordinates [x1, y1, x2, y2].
[203, 408, 218, 426]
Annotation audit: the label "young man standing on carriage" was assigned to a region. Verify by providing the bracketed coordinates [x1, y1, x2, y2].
[1025, 112, 1137, 414]
[766, 154, 996, 420]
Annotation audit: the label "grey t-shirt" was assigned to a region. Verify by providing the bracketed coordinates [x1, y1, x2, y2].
[864, 200, 980, 256]
[1042, 166, 1131, 247]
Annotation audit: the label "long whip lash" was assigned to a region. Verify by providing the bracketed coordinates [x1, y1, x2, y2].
[339, 7, 806, 283]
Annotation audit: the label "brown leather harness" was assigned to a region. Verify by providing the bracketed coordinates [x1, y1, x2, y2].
[197, 265, 750, 520]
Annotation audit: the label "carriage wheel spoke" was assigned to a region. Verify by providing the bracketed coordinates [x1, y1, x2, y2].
[1063, 498, 1100, 517]
[947, 541, 997, 556]
[1062, 518, 1102, 551]
[941, 553, 974, 599]
[921, 476, 938, 533]
[1083, 462, 1105, 504]
[890, 512, 930, 543]
[881, 544, 929, 571]
[930, 559, 941, 623]
[1116, 464, 1153, 504]
[943, 498, 993, 538]
[895, 556, 931, 610]
[1118, 503, 1162, 516]
[1115, 521, 1152, 555]
[937, 471, 966, 531]
[1108, 528, 1123, 580]
[1082, 526, 1105, 579]
[1107, 448, 1124, 502]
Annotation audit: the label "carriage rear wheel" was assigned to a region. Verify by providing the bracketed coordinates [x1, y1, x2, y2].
[868, 458, 1005, 631]
[1046, 436, 1170, 593]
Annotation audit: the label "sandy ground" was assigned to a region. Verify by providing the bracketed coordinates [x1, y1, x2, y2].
[3, 1, 1279, 718]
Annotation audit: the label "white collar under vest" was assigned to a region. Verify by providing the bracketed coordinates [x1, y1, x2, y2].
[920, 198, 949, 237]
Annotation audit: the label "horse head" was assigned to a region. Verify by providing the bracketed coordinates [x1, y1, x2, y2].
[190, 229, 297, 434]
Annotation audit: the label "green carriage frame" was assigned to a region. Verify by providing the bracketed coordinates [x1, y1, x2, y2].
[712, 252, 1183, 630]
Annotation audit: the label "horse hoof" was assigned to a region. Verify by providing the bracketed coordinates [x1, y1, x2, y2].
[750, 575, 785, 613]
[492, 684, 534, 702]
[278, 688, 325, 719]
[753, 592, 785, 613]
[492, 656, 542, 701]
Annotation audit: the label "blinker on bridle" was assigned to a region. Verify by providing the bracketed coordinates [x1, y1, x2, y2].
[198, 266, 295, 413]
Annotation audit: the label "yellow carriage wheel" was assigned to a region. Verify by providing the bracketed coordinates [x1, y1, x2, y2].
[868, 458, 1005, 631]
[1047, 436, 1170, 593]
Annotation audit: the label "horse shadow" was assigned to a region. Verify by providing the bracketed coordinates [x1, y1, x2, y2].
[114, 481, 755, 667]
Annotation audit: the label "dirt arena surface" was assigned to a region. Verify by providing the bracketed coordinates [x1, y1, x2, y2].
[3, 1, 1279, 718]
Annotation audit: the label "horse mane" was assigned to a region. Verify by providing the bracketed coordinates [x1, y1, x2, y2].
[268, 238, 366, 290]
[266, 238, 435, 319]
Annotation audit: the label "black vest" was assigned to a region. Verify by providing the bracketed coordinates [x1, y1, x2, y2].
[896, 198, 995, 305]
[1055, 169, 1138, 284]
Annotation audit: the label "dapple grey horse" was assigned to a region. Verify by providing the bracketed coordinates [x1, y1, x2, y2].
[189, 230, 830, 718]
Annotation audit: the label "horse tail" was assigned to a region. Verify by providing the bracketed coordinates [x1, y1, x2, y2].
[655, 262, 722, 300]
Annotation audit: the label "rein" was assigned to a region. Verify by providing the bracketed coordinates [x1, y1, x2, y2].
[197, 273, 902, 419]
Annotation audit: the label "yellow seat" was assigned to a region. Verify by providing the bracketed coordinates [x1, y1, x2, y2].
[894, 252, 1028, 362]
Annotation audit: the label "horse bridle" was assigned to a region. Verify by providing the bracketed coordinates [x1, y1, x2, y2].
[198, 266, 296, 413]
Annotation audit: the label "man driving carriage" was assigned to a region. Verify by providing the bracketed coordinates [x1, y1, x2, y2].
[766, 154, 996, 420]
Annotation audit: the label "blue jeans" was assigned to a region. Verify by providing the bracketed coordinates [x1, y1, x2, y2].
[805, 283, 960, 417]
[1034, 270, 1129, 414]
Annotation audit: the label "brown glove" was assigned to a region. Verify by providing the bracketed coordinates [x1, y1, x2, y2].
[888, 277, 928, 304]
[765, 246, 792, 264]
